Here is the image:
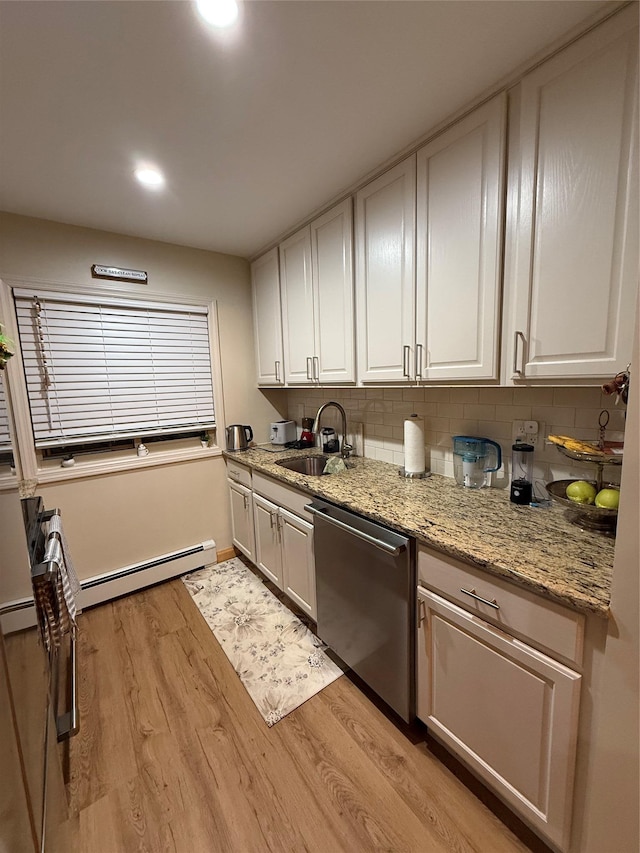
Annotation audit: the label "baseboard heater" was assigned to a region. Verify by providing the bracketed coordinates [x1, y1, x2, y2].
[1, 539, 216, 632]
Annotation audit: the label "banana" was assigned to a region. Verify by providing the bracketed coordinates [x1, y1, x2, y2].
[547, 434, 605, 455]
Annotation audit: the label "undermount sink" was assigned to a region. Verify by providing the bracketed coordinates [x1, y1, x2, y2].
[275, 455, 332, 476]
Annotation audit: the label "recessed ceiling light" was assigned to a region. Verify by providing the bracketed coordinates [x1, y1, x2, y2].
[196, 0, 238, 28]
[134, 166, 165, 189]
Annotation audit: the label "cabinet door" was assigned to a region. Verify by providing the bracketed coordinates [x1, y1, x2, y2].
[311, 198, 355, 384]
[505, 8, 639, 380]
[356, 156, 416, 382]
[251, 249, 284, 385]
[228, 479, 255, 562]
[252, 493, 282, 588]
[280, 226, 315, 384]
[279, 507, 315, 619]
[416, 587, 581, 851]
[416, 95, 505, 381]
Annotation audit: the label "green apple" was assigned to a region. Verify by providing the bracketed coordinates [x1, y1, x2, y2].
[595, 488, 620, 509]
[566, 480, 597, 504]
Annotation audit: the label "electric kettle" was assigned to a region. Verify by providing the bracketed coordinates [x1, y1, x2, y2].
[226, 424, 253, 452]
[453, 436, 502, 489]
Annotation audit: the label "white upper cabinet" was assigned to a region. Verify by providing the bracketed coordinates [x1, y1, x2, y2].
[251, 248, 284, 385]
[311, 199, 355, 383]
[416, 94, 506, 381]
[280, 199, 355, 384]
[280, 227, 315, 383]
[504, 6, 639, 382]
[356, 156, 416, 383]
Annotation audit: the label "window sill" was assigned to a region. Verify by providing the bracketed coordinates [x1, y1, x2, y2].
[34, 443, 224, 485]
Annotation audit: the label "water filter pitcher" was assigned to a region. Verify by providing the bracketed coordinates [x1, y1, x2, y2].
[453, 436, 502, 489]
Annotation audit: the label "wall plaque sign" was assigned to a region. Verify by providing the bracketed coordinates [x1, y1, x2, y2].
[91, 265, 148, 283]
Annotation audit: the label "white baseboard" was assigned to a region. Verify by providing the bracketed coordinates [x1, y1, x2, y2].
[1, 539, 216, 634]
[0, 600, 36, 633]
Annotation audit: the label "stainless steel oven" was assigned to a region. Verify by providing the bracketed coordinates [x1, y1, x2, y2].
[0, 496, 80, 853]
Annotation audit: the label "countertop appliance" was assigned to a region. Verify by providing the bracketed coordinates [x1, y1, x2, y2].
[307, 499, 414, 722]
[510, 442, 534, 504]
[270, 420, 296, 445]
[453, 435, 502, 489]
[226, 423, 253, 452]
[321, 427, 339, 453]
[299, 417, 315, 449]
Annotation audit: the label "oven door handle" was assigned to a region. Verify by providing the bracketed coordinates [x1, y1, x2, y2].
[305, 504, 405, 556]
[56, 624, 79, 741]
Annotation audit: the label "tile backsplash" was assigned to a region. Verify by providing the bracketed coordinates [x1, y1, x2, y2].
[285, 386, 626, 492]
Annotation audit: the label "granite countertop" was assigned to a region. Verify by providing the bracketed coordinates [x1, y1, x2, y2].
[224, 447, 615, 617]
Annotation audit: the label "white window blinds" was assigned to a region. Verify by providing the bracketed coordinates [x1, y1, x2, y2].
[0, 374, 12, 453]
[14, 289, 216, 448]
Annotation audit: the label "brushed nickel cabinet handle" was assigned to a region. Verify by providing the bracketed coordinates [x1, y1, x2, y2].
[306, 357, 313, 380]
[512, 331, 525, 377]
[460, 587, 500, 610]
[275, 360, 281, 382]
[313, 356, 319, 382]
[415, 344, 423, 379]
[403, 345, 411, 380]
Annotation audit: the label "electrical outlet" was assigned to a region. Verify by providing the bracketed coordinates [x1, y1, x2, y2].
[512, 420, 543, 447]
[512, 420, 527, 440]
[525, 420, 542, 447]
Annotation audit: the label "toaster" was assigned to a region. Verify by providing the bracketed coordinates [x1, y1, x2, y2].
[270, 420, 296, 445]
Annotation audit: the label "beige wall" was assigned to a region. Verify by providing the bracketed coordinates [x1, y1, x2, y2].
[38, 457, 231, 578]
[0, 213, 285, 600]
[580, 305, 639, 853]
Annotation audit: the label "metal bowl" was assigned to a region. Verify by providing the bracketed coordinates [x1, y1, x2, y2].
[546, 479, 619, 535]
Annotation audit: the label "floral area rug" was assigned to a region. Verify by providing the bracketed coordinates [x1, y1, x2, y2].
[182, 558, 343, 726]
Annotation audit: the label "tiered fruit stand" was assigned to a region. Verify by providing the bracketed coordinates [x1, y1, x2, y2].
[547, 443, 623, 536]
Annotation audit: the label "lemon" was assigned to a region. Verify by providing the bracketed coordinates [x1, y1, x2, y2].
[595, 488, 620, 509]
[566, 480, 597, 504]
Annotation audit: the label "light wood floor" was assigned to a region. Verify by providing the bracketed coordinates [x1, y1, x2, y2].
[61, 577, 549, 853]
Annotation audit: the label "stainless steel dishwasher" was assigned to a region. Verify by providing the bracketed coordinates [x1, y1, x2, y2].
[306, 498, 414, 722]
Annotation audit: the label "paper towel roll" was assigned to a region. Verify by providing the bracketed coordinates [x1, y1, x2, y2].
[404, 414, 425, 474]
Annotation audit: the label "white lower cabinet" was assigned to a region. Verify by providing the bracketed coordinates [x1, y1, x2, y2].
[252, 485, 316, 619]
[278, 507, 315, 617]
[228, 478, 255, 562]
[416, 581, 582, 852]
[252, 493, 283, 586]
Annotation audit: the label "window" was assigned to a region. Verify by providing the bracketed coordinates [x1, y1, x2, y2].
[13, 289, 216, 451]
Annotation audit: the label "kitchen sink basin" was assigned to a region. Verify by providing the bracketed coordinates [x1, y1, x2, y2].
[275, 455, 332, 476]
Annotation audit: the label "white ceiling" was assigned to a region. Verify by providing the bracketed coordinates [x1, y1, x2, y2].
[0, 0, 615, 259]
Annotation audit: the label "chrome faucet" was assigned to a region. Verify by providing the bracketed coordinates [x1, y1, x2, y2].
[313, 401, 352, 459]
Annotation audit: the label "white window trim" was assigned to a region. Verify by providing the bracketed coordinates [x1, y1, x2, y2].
[0, 276, 227, 485]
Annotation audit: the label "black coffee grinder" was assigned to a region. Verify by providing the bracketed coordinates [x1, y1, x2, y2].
[510, 442, 534, 504]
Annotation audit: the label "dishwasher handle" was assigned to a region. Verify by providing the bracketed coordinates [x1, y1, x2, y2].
[305, 503, 406, 556]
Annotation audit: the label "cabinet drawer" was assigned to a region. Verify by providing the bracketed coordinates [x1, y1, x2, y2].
[417, 546, 584, 666]
[252, 472, 313, 522]
[226, 459, 252, 488]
